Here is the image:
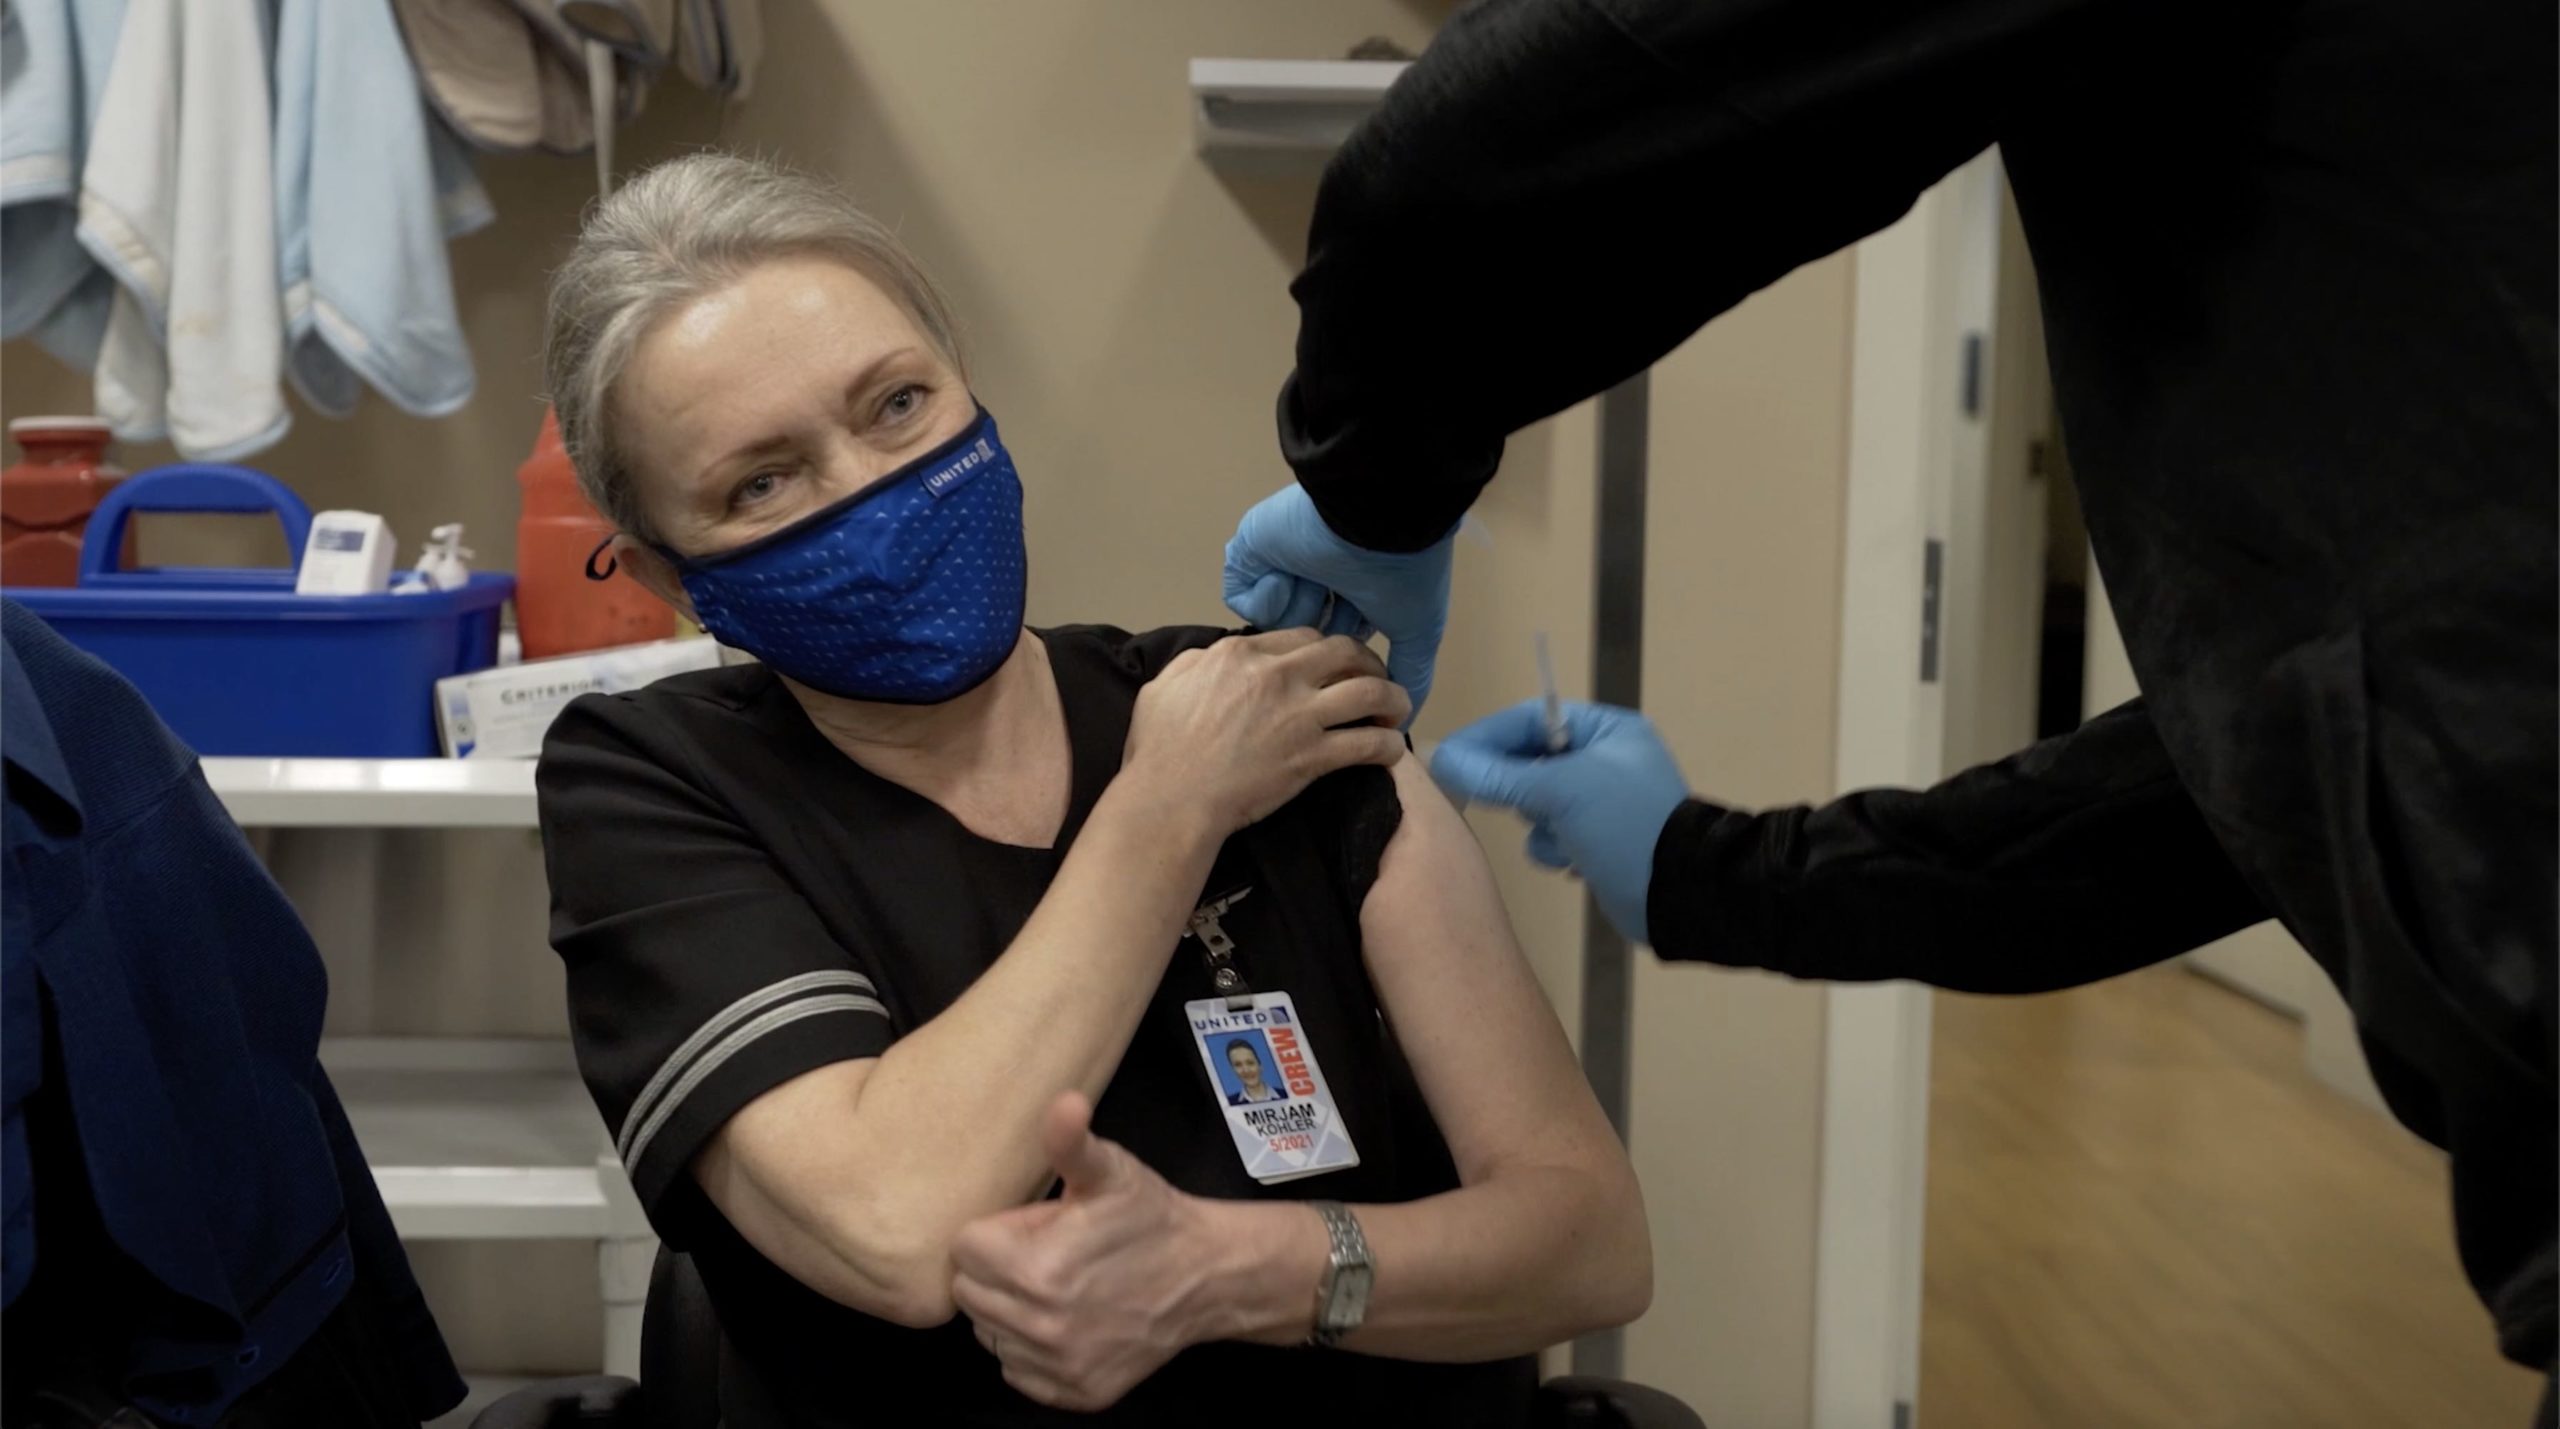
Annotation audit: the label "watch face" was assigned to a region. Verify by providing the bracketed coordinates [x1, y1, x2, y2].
[1327, 1265, 1375, 1328]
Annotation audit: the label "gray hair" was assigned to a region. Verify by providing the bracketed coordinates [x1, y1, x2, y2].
[542, 152, 964, 541]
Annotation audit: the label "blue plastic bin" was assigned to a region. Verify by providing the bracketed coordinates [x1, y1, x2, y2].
[7, 465, 513, 757]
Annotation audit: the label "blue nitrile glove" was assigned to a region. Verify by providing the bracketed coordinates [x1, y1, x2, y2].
[1428, 700, 1689, 945]
[1223, 484, 1454, 717]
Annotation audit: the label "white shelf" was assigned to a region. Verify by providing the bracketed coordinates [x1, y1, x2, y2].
[204, 757, 538, 828]
[326, 1038, 633, 1241]
[1189, 58, 1405, 151]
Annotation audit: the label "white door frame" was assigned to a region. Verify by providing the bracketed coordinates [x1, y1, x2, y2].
[1811, 150, 2011, 1429]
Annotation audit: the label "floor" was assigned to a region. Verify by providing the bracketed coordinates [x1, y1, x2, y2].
[1921, 965, 2545, 1428]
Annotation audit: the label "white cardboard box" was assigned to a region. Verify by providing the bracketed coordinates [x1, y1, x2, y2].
[435, 637, 724, 758]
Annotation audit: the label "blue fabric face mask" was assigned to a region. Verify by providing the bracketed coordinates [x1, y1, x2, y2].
[661, 407, 1028, 703]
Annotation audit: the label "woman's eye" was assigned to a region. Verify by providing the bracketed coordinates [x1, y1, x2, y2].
[733, 470, 786, 508]
[880, 384, 926, 422]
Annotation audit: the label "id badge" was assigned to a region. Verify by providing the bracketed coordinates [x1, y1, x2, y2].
[1184, 991, 1360, 1185]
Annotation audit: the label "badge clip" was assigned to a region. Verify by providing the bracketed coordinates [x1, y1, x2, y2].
[1186, 886, 1255, 1011]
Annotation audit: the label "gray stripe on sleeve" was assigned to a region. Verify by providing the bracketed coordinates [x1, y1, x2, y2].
[621, 991, 890, 1176]
[617, 969, 878, 1162]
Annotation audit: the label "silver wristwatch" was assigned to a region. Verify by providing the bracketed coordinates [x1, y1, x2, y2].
[1307, 1200, 1373, 1348]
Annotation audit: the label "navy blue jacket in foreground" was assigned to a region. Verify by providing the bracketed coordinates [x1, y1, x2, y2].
[1, 600, 463, 1424]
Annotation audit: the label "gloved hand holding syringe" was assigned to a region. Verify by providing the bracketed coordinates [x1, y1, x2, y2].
[1427, 632, 1693, 948]
[1225, 486, 1696, 947]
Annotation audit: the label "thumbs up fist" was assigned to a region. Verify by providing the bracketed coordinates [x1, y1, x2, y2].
[950, 1093, 1203, 1412]
[1043, 1090, 1138, 1201]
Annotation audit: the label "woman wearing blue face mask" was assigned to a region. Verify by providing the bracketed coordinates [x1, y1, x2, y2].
[533, 153, 1650, 1428]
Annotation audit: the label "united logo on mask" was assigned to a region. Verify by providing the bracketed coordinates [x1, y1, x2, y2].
[665, 408, 1029, 703]
[922, 437, 999, 500]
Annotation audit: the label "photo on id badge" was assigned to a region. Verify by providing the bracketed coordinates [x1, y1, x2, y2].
[1216, 1033, 1288, 1106]
[1186, 993, 1359, 1185]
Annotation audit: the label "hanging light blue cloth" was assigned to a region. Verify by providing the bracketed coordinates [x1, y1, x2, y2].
[0, 0, 129, 371]
[271, 0, 491, 421]
[0, 0, 492, 451]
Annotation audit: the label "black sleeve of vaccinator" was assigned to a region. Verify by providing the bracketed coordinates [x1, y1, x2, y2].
[1278, 0, 2119, 554]
[1643, 699, 2270, 993]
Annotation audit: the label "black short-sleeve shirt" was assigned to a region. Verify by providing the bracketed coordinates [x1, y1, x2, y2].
[536, 626, 1536, 1429]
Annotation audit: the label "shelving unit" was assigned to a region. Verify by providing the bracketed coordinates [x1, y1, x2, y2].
[324, 1038, 621, 1242]
[1188, 58, 1404, 151]
[222, 766, 651, 1380]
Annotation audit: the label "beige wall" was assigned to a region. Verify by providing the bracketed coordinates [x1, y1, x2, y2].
[6, 4, 1852, 1417]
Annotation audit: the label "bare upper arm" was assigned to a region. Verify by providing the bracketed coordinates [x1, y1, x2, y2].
[1359, 755, 1628, 1185]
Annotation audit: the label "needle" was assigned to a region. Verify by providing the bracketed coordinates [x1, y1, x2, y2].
[1534, 631, 1568, 754]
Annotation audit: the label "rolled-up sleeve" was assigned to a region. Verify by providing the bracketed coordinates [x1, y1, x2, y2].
[1648, 698, 2269, 992]
[537, 695, 896, 1235]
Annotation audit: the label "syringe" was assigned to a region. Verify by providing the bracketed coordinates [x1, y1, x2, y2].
[1533, 630, 1569, 754]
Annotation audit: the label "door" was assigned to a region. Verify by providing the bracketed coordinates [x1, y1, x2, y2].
[1815, 148, 2044, 1429]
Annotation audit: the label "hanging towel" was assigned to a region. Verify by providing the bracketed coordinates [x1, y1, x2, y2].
[670, 0, 760, 100]
[24, 0, 132, 375]
[531, 29, 599, 154]
[518, 0, 650, 153]
[718, 0, 762, 101]
[395, 0, 650, 157]
[387, 0, 545, 151]
[4, 0, 129, 370]
[429, 114, 498, 242]
[2, 0, 86, 337]
[78, 0, 287, 460]
[672, 0, 720, 90]
[272, 0, 482, 421]
[559, 0, 673, 71]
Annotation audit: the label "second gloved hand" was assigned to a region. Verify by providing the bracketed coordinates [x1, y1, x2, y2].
[1222, 484, 1454, 717]
[1428, 700, 1690, 945]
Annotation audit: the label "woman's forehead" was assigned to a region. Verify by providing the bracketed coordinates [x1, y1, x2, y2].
[619, 259, 940, 475]
[642, 258, 923, 382]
